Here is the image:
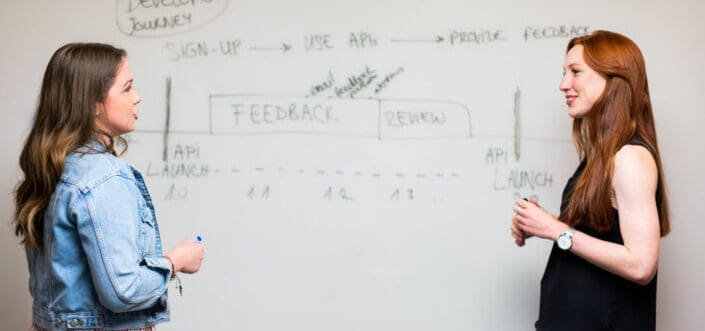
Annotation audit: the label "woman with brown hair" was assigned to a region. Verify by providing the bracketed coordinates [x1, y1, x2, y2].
[511, 30, 670, 330]
[13, 43, 204, 330]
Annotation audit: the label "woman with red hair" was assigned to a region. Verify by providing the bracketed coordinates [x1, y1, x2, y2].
[511, 30, 670, 330]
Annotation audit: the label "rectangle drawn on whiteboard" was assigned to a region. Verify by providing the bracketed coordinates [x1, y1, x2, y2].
[209, 95, 472, 140]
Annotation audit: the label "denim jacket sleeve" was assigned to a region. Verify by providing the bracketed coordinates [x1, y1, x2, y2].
[72, 172, 171, 313]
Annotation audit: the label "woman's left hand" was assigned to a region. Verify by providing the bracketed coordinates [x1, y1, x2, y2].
[512, 198, 568, 241]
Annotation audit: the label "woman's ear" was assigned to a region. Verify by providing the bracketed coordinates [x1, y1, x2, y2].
[95, 102, 104, 117]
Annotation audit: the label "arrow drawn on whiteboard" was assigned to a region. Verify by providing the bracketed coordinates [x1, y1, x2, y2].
[249, 43, 292, 52]
[390, 35, 444, 43]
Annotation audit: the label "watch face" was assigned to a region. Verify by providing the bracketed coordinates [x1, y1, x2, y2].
[557, 235, 571, 250]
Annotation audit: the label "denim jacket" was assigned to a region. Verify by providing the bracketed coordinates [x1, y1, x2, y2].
[27, 141, 171, 330]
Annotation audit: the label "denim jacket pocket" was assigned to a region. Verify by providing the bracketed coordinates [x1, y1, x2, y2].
[138, 205, 156, 256]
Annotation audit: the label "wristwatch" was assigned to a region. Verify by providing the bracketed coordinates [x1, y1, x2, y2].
[556, 228, 576, 250]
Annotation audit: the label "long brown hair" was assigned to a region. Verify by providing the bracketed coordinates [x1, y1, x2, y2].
[559, 30, 669, 236]
[14, 43, 127, 250]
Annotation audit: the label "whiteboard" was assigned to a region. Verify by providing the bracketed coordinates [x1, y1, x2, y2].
[1, 1, 704, 330]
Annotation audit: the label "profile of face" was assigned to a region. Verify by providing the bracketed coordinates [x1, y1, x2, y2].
[94, 58, 141, 138]
[559, 45, 607, 118]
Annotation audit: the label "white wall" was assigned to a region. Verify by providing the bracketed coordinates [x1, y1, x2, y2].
[1, 1, 703, 330]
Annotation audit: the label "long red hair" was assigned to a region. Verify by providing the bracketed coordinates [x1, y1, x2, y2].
[559, 30, 669, 236]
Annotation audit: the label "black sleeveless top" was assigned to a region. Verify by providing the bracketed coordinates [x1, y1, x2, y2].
[535, 142, 660, 331]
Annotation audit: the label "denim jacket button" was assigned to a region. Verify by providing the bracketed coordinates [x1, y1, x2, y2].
[70, 318, 80, 327]
[54, 319, 62, 326]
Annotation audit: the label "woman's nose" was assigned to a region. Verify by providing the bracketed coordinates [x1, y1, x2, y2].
[134, 90, 142, 105]
[559, 75, 571, 92]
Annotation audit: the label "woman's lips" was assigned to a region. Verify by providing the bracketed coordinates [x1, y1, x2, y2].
[565, 95, 577, 106]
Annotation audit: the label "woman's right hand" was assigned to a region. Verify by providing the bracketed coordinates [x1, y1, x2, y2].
[511, 198, 537, 247]
[166, 238, 204, 274]
[511, 215, 527, 246]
